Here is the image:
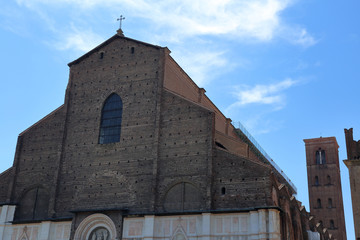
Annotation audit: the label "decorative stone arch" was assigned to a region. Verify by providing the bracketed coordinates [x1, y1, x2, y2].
[74, 213, 117, 240]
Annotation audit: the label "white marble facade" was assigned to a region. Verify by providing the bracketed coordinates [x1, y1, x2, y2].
[1, 206, 282, 240]
[0, 205, 71, 240]
[122, 210, 281, 240]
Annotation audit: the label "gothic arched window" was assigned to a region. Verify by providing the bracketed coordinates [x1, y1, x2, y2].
[317, 198, 322, 208]
[330, 220, 335, 229]
[316, 149, 326, 164]
[328, 198, 333, 208]
[327, 175, 331, 184]
[99, 93, 123, 144]
[315, 176, 319, 186]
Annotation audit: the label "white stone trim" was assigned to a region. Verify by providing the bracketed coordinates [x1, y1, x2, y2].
[122, 210, 281, 240]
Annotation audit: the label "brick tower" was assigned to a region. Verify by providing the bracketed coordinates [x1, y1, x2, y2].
[344, 128, 360, 239]
[304, 137, 347, 240]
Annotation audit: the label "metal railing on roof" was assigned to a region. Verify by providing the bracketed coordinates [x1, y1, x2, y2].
[236, 121, 297, 193]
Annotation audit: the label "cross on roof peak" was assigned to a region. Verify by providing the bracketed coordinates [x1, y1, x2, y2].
[116, 15, 125, 36]
[117, 15, 125, 30]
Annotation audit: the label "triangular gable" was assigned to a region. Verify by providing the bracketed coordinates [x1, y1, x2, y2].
[68, 34, 166, 67]
[18, 227, 30, 240]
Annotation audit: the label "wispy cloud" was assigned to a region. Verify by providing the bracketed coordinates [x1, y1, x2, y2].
[50, 25, 104, 52]
[283, 27, 318, 48]
[14, 0, 314, 46]
[9, 0, 316, 86]
[225, 78, 299, 134]
[229, 78, 297, 107]
[172, 48, 229, 86]
[240, 112, 285, 135]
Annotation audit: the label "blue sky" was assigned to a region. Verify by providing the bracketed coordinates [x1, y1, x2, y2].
[0, 0, 359, 238]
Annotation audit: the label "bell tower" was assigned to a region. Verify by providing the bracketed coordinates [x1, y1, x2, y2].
[304, 137, 347, 240]
[344, 128, 360, 239]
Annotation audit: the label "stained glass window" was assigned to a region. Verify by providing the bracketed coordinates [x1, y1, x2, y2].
[99, 93, 122, 144]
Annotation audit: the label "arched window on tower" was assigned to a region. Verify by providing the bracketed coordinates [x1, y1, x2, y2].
[328, 198, 333, 208]
[99, 93, 123, 144]
[316, 148, 326, 164]
[315, 176, 319, 186]
[327, 175, 331, 185]
[330, 220, 335, 229]
[317, 198, 322, 208]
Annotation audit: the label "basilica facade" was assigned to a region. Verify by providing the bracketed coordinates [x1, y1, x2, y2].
[0, 31, 330, 240]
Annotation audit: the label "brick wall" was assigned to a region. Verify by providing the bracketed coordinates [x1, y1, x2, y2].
[212, 148, 272, 209]
[10, 106, 66, 219]
[55, 37, 166, 216]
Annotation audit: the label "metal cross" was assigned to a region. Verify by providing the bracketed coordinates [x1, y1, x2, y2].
[117, 15, 125, 30]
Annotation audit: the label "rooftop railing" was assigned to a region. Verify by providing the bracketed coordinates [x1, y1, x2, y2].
[236, 121, 297, 193]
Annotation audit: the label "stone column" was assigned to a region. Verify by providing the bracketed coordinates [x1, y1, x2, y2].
[201, 213, 211, 240]
[268, 209, 281, 240]
[144, 215, 155, 240]
[38, 221, 52, 240]
[0, 205, 16, 240]
[258, 209, 267, 240]
[249, 211, 259, 240]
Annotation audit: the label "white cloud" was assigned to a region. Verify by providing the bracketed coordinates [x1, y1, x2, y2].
[51, 25, 104, 52]
[230, 78, 297, 106]
[225, 79, 298, 135]
[284, 27, 318, 48]
[240, 113, 285, 135]
[172, 49, 229, 86]
[10, 0, 316, 86]
[14, 0, 314, 46]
